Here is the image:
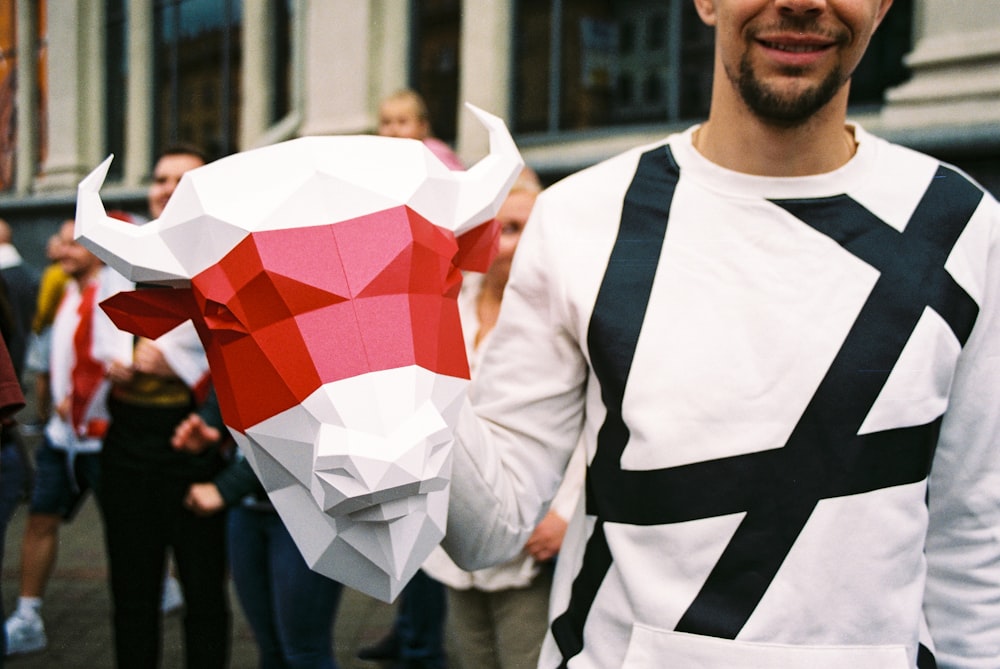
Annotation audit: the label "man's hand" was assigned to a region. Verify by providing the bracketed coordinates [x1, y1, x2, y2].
[524, 510, 568, 562]
[106, 359, 134, 385]
[55, 396, 71, 423]
[172, 413, 222, 454]
[132, 338, 177, 377]
[183, 483, 225, 516]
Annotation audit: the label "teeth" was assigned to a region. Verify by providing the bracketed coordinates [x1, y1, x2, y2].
[764, 41, 823, 53]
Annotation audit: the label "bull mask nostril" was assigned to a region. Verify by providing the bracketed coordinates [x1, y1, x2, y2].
[204, 299, 247, 333]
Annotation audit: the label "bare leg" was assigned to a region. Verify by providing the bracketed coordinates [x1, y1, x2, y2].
[18, 513, 61, 598]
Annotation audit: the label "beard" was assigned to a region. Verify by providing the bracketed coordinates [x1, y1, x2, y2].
[730, 54, 848, 127]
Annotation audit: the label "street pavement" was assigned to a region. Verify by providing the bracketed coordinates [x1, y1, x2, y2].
[1, 490, 398, 668]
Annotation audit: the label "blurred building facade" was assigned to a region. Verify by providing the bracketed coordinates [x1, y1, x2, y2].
[0, 0, 997, 264]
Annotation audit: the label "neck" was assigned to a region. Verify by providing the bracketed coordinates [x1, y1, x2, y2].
[474, 271, 507, 348]
[480, 268, 507, 300]
[695, 89, 856, 177]
[74, 266, 101, 287]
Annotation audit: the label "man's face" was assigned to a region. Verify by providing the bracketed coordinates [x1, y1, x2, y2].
[148, 153, 206, 219]
[58, 222, 101, 281]
[696, 0, 893, 125]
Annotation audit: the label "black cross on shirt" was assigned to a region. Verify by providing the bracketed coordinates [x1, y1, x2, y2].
[551, 148, 984, 668]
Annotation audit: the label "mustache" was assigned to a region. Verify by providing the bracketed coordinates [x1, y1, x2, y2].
[750, 18, 849, 43]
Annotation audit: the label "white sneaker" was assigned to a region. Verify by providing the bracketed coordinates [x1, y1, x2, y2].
[161, 574, 184, 615]
[4, 610, 47, 655]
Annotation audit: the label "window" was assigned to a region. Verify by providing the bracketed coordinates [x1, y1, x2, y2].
[269, 0, 293, 125]
[154, 0, 242, 160]
[412, 0, 461, 143]
[849, 0, 913, 107]
[514, 0, 914, 135]
[105, 0, 127, 180]
[514, 0, 713, 134]
[0, 0, 18, 190]
[0, 0, 45, 192]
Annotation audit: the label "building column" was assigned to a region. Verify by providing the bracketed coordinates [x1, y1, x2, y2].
[240, 1, 271, 150]
[38, 0, 104, 192]
[882, 0, 1000, 129]
[370, 0, 411, 116]
[299, 0, 374, 136]
[124, 0, 153, 187]
[456, 0, 513, 164]
[14, 0, 37, 194]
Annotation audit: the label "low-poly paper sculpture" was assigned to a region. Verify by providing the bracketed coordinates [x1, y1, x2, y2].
[75, 104, 524, 602]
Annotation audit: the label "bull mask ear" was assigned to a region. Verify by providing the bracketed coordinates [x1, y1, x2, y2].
[454, 218, 501, 273]
[449, 104, 524, 236]
[100, 288, 200, 340]
[76, 156, 193, 287]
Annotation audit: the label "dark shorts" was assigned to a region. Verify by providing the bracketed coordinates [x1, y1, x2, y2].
[28, 437, 101, 520]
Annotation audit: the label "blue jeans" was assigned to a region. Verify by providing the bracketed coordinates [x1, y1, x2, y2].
[0, 435, 30, 665]
[30, 436, 100, 518]
[100, 450, 229, 669]
[395, 569, 446, 667]
[228, 506, 343, 669]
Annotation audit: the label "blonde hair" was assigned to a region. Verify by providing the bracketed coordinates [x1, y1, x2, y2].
[509, 166, 542, 196]
[381, 89, 430, 123]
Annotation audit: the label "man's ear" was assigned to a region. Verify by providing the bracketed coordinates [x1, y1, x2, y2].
[874, 0, 895, 29]
[692, 0, 717, 27]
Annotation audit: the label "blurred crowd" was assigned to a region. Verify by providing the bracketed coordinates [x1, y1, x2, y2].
[0, 89, 569, 669]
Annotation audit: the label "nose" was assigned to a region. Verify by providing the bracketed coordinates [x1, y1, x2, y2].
[774, 0, 827, 15]
[296, 366, 468, 516]
[311, 403, 453, 516]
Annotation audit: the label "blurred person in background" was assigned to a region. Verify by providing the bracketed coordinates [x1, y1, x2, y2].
[172, 388, 346, 669]
[4, 221, 133, 657]
[0, 275, 27, 666]
[422, 168, 585, 669]
[357, 89, 465, 669]
[98, 145, 232, 668]
[0, 219, 40, 377]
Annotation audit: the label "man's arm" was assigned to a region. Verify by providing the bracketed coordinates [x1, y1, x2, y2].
[443, 193, 589, 570]
[173, 387, 261, 515]
[149, 321, 209, 389]
[923, 194, 1000, 667]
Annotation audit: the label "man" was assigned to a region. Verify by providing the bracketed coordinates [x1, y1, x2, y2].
[23, 230, 71, 427]
[3, 221, 133, 655]
[436, 1, 999, 667]
[0, 219, 41, 661]
[0, 219, 40, 376]
[0, 278, 27, 666]
[421, 168, 586, 669]
[146, 145, 205, 221]
[98, 145, 231, 668]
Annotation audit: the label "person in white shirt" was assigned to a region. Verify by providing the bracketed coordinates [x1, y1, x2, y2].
[422, 169, 585, 669]
[432, 1, 999, 667]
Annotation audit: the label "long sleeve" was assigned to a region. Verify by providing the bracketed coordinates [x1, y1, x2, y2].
[443, 192, 590, 570]
[922, 193, 1000, 667]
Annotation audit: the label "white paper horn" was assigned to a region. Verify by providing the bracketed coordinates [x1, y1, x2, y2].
[75, 155, 192, 286]
[449, 104, 525, 235]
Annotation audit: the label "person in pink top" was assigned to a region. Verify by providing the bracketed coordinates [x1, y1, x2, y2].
[377, 89, 465, 171]
[357, 88, 464, 669]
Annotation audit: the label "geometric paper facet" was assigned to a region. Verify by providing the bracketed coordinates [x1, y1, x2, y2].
[74, 104, 524, 601]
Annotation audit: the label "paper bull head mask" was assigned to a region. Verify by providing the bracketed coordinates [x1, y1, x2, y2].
[75, 105, 523, 601]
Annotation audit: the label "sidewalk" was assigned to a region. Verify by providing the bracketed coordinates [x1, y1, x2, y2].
[2, 493, 397, 668]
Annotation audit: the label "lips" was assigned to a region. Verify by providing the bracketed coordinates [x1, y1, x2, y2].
[753, 32, 838, 67]
[759, 39, 830, 53]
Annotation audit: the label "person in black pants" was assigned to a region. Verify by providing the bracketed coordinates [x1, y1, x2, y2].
[99, 145, 231, 668]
